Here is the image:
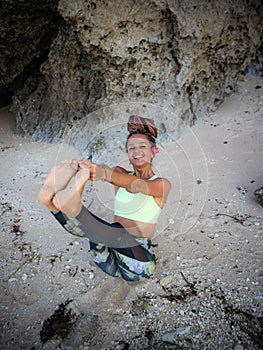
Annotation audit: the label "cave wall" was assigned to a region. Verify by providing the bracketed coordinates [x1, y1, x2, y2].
[1, 0, 262, 157]
[0, 0, 61, 107]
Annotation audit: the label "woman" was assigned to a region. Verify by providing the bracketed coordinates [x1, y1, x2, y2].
[38, 116, 171, 281]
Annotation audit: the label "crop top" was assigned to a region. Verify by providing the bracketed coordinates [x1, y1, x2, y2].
[114, 174, 162, 224]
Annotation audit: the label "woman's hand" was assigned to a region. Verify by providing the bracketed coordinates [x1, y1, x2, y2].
[79, 160, 110, 181]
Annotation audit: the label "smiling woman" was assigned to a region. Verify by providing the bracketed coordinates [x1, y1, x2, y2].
[127, 136, 153, 165]
[38, 115, 171, 281]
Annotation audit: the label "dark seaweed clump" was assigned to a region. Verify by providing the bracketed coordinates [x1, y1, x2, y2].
[40, 299, 76, 344]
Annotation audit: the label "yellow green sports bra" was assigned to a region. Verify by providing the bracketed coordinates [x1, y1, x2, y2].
[114, 174, 162, 224]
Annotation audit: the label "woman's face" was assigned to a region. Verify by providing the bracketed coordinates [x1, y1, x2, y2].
[126, 134, 153, 167]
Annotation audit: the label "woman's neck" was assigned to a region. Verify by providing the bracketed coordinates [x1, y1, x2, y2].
[133, 166, 154, 180]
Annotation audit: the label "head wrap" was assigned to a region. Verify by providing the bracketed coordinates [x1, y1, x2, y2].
[127, 115, 158, 145]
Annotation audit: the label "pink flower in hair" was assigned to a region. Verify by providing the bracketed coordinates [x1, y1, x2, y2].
[151, 146, 159, 155]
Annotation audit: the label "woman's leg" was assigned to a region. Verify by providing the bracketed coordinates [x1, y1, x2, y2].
[54, 205, 151, 262]
[38, 160, 79, 212]
[52, 164, 151, 262]
[52, 161, 90, 217]
[39, 161, 154, 279]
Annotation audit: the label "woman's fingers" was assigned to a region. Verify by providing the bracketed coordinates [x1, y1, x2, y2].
[79, 159, 92, 167]
[78, 160, 105, 181]
[79, 160, 97, 179]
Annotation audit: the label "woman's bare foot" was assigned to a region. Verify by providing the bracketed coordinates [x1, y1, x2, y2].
[38, 160, 79, 211]
[52, 162, 90, 217]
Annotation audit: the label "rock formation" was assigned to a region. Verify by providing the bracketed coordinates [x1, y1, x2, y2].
[0, 0, 61, 107]
[1, 0, 262, 158]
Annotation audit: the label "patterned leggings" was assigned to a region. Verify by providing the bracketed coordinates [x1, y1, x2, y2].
[52, 207, 156, 281]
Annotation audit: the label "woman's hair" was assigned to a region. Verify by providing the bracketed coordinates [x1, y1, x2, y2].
[126, 115, 158, 146]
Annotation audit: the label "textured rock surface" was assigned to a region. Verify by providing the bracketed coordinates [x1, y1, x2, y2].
[12, 24, 106, 143]
[0, 0, 61, 107]
[1, 0, 263, 155]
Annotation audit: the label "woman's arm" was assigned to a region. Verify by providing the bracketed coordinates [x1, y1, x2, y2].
[107, 167, 171, 199]
[83, 160, 171, 199]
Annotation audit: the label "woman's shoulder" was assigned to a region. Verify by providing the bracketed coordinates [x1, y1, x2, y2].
[156, 176, 171, 183]
[151, 175, 171, 184]
[151, 176, 172, 194]
[112, 166, 131, 174]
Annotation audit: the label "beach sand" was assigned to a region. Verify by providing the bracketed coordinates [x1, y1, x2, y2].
[0, 76, 262, 349]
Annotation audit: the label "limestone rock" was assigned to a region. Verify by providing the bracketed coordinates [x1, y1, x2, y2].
[0, 0, 61, 107]
[0, 0, 262, 154]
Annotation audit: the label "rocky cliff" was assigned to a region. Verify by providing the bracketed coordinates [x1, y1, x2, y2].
[1, 0, 262, 158]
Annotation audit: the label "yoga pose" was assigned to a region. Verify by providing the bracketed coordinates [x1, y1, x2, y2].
[38, 116, 171, 281]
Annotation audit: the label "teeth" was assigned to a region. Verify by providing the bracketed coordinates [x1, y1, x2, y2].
[134, 155, 142, 159]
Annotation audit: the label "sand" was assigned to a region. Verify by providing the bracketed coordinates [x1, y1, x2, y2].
[0, 76, 262, 349]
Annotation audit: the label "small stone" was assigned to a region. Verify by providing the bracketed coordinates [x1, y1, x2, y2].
[89, 271, 95, 279]
[175, 326, 191, 335]
[8, 277, 17, 282]
[162, 332, 176, 343]
[234, 345, 244, 350]
[22, 273, 28, 281]
[159, 275, 175, 288]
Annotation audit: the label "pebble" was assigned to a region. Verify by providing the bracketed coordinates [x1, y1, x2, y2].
[161, 326, 191, 343]
[22, 273, 28, 281]
[159, 275, 175, 287]
[89, 271, 95, 279]
[161, 332, 176, 343]
[234, 345, 244, 350]
[8, 277, 17, 282]
[175, 326, 191, 335]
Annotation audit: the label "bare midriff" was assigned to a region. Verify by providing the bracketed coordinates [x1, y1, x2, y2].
[114, 215, 156, 238]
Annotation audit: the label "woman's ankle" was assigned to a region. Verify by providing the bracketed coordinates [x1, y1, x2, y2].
[38, 189, 59, 211]
[52, 192, 82, 218]
[38, 187, 55, 206]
